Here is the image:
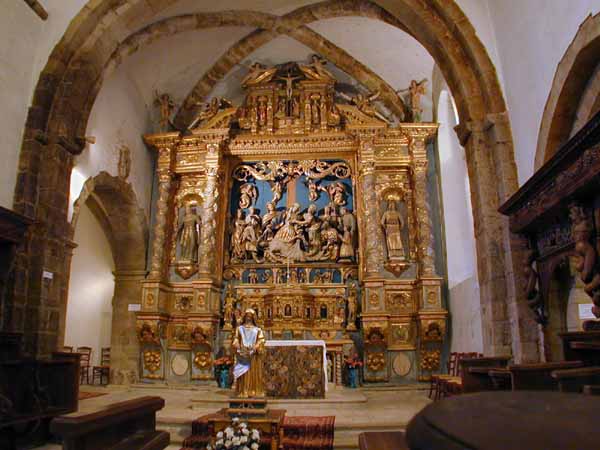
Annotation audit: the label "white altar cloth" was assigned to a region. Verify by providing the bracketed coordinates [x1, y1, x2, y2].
[265, 340, 328, 391]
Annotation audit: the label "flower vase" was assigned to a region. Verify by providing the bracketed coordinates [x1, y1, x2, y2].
[348, 366, 358, 388]
[218, 368, 230, 388]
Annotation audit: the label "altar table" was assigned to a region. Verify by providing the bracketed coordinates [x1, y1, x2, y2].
[263, 340, 327, 398]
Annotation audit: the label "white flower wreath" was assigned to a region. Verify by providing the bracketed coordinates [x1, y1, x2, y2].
[208, 418, 261, 450]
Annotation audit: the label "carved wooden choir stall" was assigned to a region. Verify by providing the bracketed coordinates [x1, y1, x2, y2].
[138, 59, 448, 392]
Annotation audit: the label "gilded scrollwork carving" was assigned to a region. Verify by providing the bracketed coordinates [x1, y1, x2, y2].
[419, 349, 441, 372]
[138, 322, 160, 345]
[143, 350, 162, 376]
[420, 319, 445, 342]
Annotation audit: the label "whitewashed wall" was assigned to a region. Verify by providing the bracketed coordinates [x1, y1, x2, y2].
[70, 68, 155, 219]
[0, 0, 86, 209]
[486, 0, 599, 183]
[437, 90, 483, 354]
[64, 202, 115, 366]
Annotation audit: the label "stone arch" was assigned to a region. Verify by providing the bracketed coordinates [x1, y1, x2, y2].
[14, 0, 530, 360]
[535, 13, 600, 168]
[68, 171, 148, 382]
[70, 171, 148, 272]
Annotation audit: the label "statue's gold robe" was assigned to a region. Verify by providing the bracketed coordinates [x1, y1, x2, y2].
[232, 324, 265, 398]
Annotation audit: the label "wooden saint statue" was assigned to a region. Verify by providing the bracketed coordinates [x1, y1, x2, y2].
[232, 309, 265, 398]
[381, 201, 405, 259]
[178, 203, 201, 263]
[397, 79, 427, 122]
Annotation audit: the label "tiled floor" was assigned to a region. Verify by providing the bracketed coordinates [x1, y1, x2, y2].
[32, 383, 431, 449]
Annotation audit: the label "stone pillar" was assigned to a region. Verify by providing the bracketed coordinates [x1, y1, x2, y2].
[198, 142, 222, 278]
[111, 269, 146, 385]
[472, 114, 539, 362]
[57, 239, 77, 349]
[149, 147, 174, 280]
[456, 117, 538, 359]
[357, 138, 383, 278]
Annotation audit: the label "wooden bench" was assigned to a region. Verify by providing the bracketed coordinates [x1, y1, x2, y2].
[0, 350, 80, 449]
[560, 331, 600, 366]
[508, 360, 584, 390]
[551, 366, 600, 392]
[460, 356, 511, 393]
[50, 396, 169, 450]
[358, 431, 408, 450]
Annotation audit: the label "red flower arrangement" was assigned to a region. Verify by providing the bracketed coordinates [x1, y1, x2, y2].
[214, 356, 233, 369]
[345, 354, 363, 368]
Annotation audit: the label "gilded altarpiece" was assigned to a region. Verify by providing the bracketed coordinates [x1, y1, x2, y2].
[138, 61, 447, 385]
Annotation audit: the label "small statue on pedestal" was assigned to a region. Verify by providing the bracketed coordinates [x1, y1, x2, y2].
[232, 309, 265, 398]
[223, 285, 236, 330]
[177, 203, 201, 263]
[381, 200, 405, 260]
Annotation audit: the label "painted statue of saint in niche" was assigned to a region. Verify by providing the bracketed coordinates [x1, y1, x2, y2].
[228, 160, 357, 264]
[381, 193, 408, 260]
[177, 202, 201, 263]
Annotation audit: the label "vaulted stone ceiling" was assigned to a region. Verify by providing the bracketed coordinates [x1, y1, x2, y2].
[105, 0, 435, 127]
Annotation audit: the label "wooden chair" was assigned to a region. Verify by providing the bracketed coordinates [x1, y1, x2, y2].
[439, 352, 482, 399]
[77, 346, 92, 384]
[63, 346, 73, 353]
[428, 352, 458, 400]
[92, 347, 110, 385]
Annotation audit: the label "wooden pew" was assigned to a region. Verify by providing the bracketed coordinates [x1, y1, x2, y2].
[50, 396, 169, 450]
[508, 361, 584, 390]
[560, 331, 600, 366]
[460, 356, 511, 393]
[551, 366, 600, 392]
[0, 347, 80, 449]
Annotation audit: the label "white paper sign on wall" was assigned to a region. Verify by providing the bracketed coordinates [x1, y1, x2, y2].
[128, 303, 142, 312]
[42, 271, 53, 280]
[578, 303, 595, 320]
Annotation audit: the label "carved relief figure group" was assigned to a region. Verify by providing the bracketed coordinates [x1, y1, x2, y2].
[230, 160, 357, 264]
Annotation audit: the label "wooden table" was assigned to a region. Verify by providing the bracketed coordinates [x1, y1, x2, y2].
[207, 408, 285, 450]
[406, 391, 600, 449]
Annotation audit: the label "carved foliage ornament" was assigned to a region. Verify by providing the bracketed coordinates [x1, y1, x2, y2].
[366, 352, 386, 372]
[194, 351, 212, 370]
[420, 349, 441, 372]
[143, 350, 162, 374]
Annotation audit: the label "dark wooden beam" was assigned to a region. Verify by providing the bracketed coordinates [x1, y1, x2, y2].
[23, 0, 48, 21]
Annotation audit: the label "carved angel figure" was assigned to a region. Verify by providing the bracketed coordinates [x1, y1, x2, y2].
[397, 79, 427, 122]
[188, 97, 233, 130]
[338, 90, 390, 123]
[307, 181, 320, 201]
[177, 203, 201, 263]
[298, 55, 335, 81]
[322, 181, 346, 206]
[153, 92, 176, 131]
[241, 62, 277, 87]
[239, 183, 258, 209]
